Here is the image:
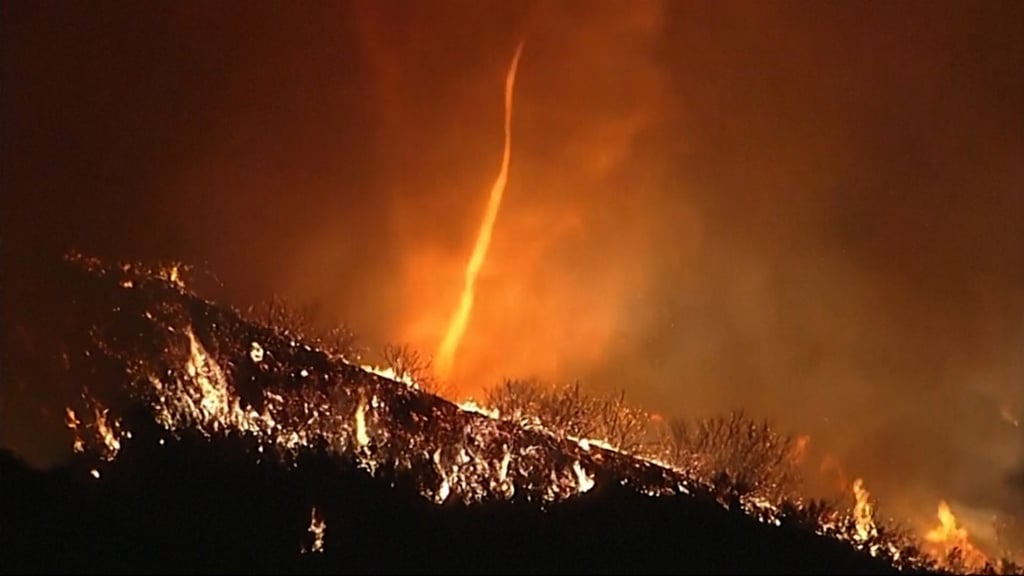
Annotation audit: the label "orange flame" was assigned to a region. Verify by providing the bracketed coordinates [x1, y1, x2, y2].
[435, 41, 525, 382]
[852, 478, 879, 542]
[302, 507, 326, 554]
[65, 407, 85, 453]
[925, 500, 988, 570]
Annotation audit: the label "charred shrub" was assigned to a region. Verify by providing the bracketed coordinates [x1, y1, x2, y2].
[664, 411, 801, 505]
[378, 343, 451, 397]
[247, 294, 361, 360]
[483, 379, 651, 454]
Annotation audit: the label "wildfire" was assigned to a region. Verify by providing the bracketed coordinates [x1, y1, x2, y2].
[74, 256, 691, 511]
[185, 327, 236, 427]
[162, 263, 186, 289]
[65, 399, 125, 461]
[925, 500, 989, 571]
[434, 41, 525, 382]
[360, 364, 417, 389]
[59, 256, 1024, 574]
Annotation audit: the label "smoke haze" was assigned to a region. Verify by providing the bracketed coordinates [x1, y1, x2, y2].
[3, 0, 1022, 547]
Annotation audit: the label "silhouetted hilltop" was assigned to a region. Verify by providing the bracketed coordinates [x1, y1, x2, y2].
[0, 254, 928, 574]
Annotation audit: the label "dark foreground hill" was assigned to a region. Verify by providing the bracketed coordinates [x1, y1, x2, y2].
[2, 441, 903, 575]
[0, 254, 923, 574]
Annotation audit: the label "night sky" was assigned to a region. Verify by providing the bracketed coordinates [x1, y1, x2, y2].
[3, 0, 1023, 543]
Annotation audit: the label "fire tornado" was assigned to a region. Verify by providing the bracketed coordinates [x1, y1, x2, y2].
[434, 42, 525, 383]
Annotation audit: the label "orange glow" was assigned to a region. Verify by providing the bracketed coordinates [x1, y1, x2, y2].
[434, 41, 525, 382]
[819, 452, 850, 493]
[791, 434, 810, 465]
[368, 4, 684, 403]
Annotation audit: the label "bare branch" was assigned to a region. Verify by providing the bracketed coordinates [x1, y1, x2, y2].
[665, 411, 801, 504]
[379, 343, 451, 397]
[246, 294, 361, 359]
[483, 379, 652, 453]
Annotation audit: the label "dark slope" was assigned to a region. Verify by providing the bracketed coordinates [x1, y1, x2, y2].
[0, 255, 917, 574]
[2, 443, 903, 575]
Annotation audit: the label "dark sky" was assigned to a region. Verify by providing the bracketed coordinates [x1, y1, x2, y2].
[3, 0, 1023, 546]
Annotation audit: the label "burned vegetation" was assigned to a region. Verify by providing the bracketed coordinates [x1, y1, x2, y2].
[0, 254, 1013, 574]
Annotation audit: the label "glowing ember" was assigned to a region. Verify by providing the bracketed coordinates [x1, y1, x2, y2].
[435, 41, 525, 381]
[90, 469, 100, 479]
[162, 263, 186, 289]
[65, 407, 85, 453]
[250, 342, 265, 363]
[93, 405, 122, 460]
[573, 461, 595, 493]
[303, 507, 326, 554]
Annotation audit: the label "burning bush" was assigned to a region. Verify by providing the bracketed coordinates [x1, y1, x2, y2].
[662, 411, 801, 505]
[483, 379, 651, 454]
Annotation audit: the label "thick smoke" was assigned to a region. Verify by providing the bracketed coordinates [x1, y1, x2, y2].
[3, 0, 1023, 551]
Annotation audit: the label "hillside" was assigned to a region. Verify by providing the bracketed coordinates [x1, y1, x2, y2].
[1, 254, 928, 573]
